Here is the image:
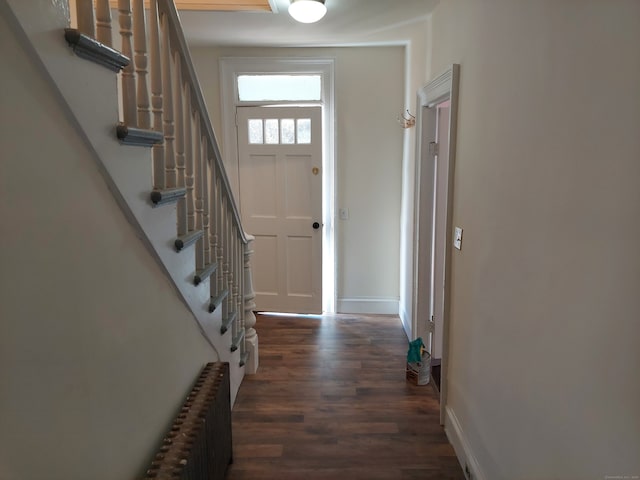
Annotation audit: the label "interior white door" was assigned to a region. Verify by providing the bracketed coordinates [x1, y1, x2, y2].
[237, 106, 323, 314]
[432, 101, 451, 361]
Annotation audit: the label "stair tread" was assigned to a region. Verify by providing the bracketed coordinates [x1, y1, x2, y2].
[116, 124, 163, 147]
[220, 310, 237, 335]
[231, 328, 245, 352]
[209, 288, 229, 313]
[150, 187, 186, 206]
[175, 230, 203, 252]
[64, 28, 129, 72]
[194, 262, 217, 286]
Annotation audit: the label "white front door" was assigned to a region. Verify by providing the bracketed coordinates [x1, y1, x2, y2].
[237, 106, 323, 313]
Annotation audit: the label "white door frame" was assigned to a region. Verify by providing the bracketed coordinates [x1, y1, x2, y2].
[219, 57, 336, 313]
[412, 64, 460, 424]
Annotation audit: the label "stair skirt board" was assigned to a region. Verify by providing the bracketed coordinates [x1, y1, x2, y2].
[5, 0, 248, 404]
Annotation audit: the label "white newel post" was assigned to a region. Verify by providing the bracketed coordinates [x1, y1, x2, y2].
[243, 234, 258, 374]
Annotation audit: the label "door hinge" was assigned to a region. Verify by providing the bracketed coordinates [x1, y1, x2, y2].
[427, 316, 436, 333]
[428, 141, 439, 156]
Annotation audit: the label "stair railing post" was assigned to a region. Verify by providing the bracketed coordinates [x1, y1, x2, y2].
[235, 231, 244, 354]
[232, 231, 240, 340]
[243, 234, 258, 373]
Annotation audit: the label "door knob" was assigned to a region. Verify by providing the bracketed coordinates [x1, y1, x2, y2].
[312, 222, 320, 230]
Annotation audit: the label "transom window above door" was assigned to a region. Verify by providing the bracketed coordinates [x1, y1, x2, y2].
[247, 118, 312, 145]
[237, 75, 321, 102]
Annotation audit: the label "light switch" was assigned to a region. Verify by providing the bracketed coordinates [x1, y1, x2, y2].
[454, 227, 463, 250]
[339, 208, 349, 220]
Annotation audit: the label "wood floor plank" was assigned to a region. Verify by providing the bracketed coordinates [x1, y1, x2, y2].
[227, 313, 465, 480]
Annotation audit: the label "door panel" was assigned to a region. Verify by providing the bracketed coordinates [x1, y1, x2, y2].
[237, 106, 322, 313]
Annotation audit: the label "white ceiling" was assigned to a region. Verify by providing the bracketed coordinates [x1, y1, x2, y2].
[180, 0, 440, 47]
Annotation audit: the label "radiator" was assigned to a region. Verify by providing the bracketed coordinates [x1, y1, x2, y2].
[142, 362, 233, 480]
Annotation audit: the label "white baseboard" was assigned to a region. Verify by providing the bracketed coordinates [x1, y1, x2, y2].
[336, 297, 399, 315]
[445, 406, 487, 480]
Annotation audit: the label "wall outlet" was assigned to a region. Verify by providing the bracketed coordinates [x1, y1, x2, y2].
[339, 208, 349, 220]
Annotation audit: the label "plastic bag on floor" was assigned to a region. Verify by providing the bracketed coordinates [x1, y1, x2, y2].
[406, 337, 430, 385]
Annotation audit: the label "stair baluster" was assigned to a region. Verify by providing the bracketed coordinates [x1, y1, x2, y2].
[209, 159, 221, 308]
[160, 14, 176, 188]
[117, 0, 137, 126]
[194, 112, 204, 272]
[174, 58, 187, 237]
[149, 0, 165, 189]
[203, 147, 212, 267]
[132, 0, 150, 129]
[76, 0, 96, 38]
[185, 94, 196, 232]
[95, 0, 112, 47]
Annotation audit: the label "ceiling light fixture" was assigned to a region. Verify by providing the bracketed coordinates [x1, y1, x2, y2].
[288, 0, 327, 24]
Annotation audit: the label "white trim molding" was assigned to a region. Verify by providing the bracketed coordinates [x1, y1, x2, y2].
[445, 406, 487, 480]
[411, 64, 460, 425]
[337, 297, 399, 315]
[219, 56, 337, 313]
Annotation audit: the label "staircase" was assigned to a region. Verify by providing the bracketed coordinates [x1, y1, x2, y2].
[2, 0, 258, 402]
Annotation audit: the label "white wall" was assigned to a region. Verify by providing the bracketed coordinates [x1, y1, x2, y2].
[429, 1, 640, 478]
[396, 19, 429, 338]
[0, 10, 217, 480]
[191, 46, 405, 314]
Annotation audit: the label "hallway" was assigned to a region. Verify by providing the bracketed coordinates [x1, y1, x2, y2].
[227, 313, 465, 479]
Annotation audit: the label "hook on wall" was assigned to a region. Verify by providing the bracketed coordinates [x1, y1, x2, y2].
[397, 109, 416, 129]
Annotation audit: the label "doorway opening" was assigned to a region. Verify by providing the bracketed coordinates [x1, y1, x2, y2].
[412, 65, 460, 424]
[220, 57, 336, 313]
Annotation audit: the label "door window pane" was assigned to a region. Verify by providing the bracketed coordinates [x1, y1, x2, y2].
[281, 119, 295, 144]
[264, 119, 279, 144]
[297, 118, 311, 144]
[248, 119, 263, 144]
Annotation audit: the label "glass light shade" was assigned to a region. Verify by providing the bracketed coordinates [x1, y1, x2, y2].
[288, 0, 327, 24]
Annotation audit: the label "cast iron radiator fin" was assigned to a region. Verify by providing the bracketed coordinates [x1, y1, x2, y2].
[141, 362, 232, 480]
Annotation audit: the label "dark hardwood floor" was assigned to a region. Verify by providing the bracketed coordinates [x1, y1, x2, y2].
[227, 313, 465, 480]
